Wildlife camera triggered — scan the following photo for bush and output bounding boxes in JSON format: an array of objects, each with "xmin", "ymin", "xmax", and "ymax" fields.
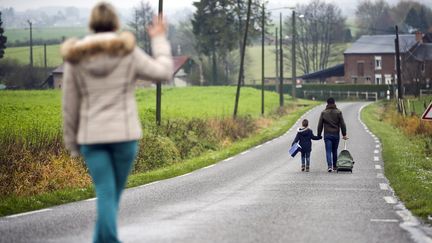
[
  {"xmin": 0, "ymin": 58, "xmax": 51, "ymax": 89},
  {"xmin": 0, "ymin": 153, "xmax": 90, "ymax": 198},
  {"xmin": 134, "ymin": 134, "xmax": 180, "ymax": 173}
]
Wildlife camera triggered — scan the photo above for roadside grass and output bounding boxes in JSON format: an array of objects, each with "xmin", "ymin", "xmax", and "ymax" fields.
[
  {"xmin": 362, "ymin": 102, "xmax": 432, "ymax": 221},
  {"xmin": 0, "ymin": 87, "xmax": 318, "ymax": 216}
]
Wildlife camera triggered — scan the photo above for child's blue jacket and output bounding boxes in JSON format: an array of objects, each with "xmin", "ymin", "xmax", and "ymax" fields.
[{"xmin": 292, "ymin": 127, "xmax": 321, "ymax": 153}]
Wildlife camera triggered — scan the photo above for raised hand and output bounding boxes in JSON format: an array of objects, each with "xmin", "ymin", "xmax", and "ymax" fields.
[{"xmin": 147, "ymin": 15, "xmax": 167, "ymax": 38}]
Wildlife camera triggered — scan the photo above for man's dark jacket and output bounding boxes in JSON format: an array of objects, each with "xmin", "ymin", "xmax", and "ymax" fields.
[{"xmin": 317, "ymin": 104, "xmax": 347, "ymax": 136}]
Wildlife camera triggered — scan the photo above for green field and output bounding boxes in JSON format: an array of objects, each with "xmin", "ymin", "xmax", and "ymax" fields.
[
  {"xmin": 5, "ymin": 44, "xmax": 62, "ymax": 67},
  {"xmin": 245, "ymin": 43, "xmax": 350, "ymax": 82},
  {"xmin": 0, "ymin": 86, "xmax": 291, "ymax": 144},
  {"xmin": 5, "ymin": 27, "xmax": 88, "ymax": 44}
]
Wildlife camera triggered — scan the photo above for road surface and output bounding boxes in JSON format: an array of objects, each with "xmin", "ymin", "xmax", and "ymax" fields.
[{"xmin": 1, "ymin": 102, "xmax": 430, "ymax": 243}]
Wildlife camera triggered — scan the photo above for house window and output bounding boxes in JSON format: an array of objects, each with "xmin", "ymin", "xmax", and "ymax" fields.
[
  {"xmin": 375, "ymin": 74, "xmax": 382, "ymax": 85},
  {"xmin": 351, "ymin": 76, "xmax": 358, "ymax": 84},
  {"xmin": 375, "ymin": 56, "xmax": 382, "ymax": 70},
  {"xmin": 357, "ymin": 62, "xmax": 364, "ymax": 77},
  {"xmin": 384, "ymin": 74, "xmax": 392, "ymax": 85},
  {"xmin": 366, "ymin": 77, "xmax": 371, "ymax": 83}
]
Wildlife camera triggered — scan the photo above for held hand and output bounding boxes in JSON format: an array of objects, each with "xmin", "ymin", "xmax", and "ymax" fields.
[
  {"xmin": 342, "ymin": 136, "xmax": 348, "ymax": 140},
  {"xmin": 147, "ymin": 15, "xmax": 167, "ymax": 38}
]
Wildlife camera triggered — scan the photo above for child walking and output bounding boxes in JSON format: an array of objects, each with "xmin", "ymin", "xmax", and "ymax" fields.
[{"xmin": 292, "ymin": 119, "xmax": 322, "ymax": 172}]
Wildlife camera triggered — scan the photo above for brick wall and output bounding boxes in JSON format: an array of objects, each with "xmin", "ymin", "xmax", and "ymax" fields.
[{"xmin": 344, "ymin": 54, "xmax": 398, "ymax": 84}]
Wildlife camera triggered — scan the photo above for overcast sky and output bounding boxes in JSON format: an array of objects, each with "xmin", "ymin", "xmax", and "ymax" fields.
[{"xmin": 1, "ymin": 0, "xmax": 432, "ymax": 12}]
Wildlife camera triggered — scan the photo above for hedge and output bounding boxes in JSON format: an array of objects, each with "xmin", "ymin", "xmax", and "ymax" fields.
[{"xmin": 247, "ymin": 84, "xmax": 394, "ymax": 100}]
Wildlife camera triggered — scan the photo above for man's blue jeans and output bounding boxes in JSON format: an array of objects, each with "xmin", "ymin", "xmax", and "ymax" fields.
[{"xmin": 324, "ymin": 134, "xmax": 339, "ymax": 168}]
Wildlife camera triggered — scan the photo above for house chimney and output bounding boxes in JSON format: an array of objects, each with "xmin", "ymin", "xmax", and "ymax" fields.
[{"xmin": 415, "ymin": 31, "xmax": 423, "ymax": 43}]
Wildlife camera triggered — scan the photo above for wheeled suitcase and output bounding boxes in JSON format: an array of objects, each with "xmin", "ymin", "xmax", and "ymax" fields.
[{"xmin": 336, "ymin": 141, "xmax": 354, "ymax": 173}]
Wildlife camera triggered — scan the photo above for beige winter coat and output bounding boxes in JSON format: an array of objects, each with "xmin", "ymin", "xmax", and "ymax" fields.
[{"xmin": 61, "ymin": 31, "xmax": 173, "ymax": 156}]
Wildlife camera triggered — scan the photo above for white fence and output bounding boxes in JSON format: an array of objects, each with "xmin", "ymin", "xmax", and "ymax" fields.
[
  {"xmin": 303, "ymin": 90, "xmax": 379, "ymax": 101},
  {"xmin": 420, "ymin": 89, "xmax": 432, "ymax": 97}
]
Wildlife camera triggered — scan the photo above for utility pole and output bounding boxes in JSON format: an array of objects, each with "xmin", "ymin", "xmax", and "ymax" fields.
[
  {"xmin": 291, "ymin": 11, "xmax": 297, "ymax": 100},
  {"xmin": 156, "ymin": 0, "xmax": 163, "ymax": 125},
  {"xmin": 279, "ymin": 13, "xmax": 284, "ymax": 107},
  {"xmin": 261, "ymin": 3, "xmax": 265, "ymax": 116},
  {"xmin": 234, "ymin": 0, "xmax": 252, "ymax": 118},
  {"xmin": 44, "ymin": 43, "xmax": 47, "ymax": 76},
  {"xmin": 275, "ymin": 27, "xmax": 279, "ymax": 93},
  {"xmin": 27, "ymin": 20, "xmax": 33, "ymax": 68},
  {"xmin": 395, "ymin": 25, "xmax": 403, "ymax": 101}
]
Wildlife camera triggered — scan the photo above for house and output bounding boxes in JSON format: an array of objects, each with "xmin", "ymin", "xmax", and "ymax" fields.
[
  {"xmin": 343, "ymin": 32, "xmax": 432, "ymax": 86},
  {"xmin": 51, "ymin": 56, "xmax": 196, "ymax": 89},
  {"xmin": 403, "ymin": 41, "xmax": 432, "ymax": 91}
]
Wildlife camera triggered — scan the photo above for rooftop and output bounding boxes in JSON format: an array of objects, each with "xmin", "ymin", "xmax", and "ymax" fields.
[{"xmin": 344, "ymin": 34, "xmax": 417, "ymax": 54}]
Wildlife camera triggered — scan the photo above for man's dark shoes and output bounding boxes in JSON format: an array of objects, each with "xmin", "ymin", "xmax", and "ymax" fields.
[
  {"xmin": 327, "ymin": 167, "xmax": 332, "ymax": 172},
  {"xmin": 305, "ymin": 167, "xmax": 310, "ymax": 172},
  {"xmin": 301, "ymin": 165, "xmax": 305, "ymax": 172}
]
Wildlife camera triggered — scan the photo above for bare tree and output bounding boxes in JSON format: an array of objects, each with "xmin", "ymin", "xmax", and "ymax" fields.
[
  {"xmin": 285, "ymin": 0, "xmax": 345, "ymax": 74},
  {"xmin": 129, "ymin": 1, "xmax": 154, "ymax": 53},
  {"xmin": 355, "ymin": 0, "xmax": 394, "ymax": 36}
]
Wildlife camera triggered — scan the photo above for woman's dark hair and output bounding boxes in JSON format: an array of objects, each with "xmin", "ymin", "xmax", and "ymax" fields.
[
  {"xmin": 327, "ymin": 97, "xmax": 335, "ymax": 105},
  {"xmin": 302, "ymin": 119, "xmax": 309, "ymax": 127}
]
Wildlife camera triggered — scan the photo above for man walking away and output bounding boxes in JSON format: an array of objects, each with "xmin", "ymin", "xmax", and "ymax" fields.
[{"xmin": 317, "ymin": 98, "xmax": 348, "ymax": 172}]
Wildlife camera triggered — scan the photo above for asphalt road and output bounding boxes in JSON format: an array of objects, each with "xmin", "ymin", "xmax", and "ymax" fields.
[{"xmin": 1, "ymin": 102, "xmax": 430, "ymax": 243}]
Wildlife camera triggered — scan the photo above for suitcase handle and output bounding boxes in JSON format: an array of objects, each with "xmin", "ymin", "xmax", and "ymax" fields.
[{"xmin": 344, "ymin": 140, "xmax": 347, "ymax": 150}]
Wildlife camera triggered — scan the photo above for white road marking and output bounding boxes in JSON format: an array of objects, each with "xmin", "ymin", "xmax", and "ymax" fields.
[
  {"xmin": 255, "ymin": 145, "xmax": 263, "ymax": 149},
  {"xmin": 85, "ymin": 198, "xmax": 96, "ymax": 202},
  {"xmin": 240, "ymin": 151, "xmax": 249, "ymax": 155},
  {"xmin": 377, "ymin": 173, "xmax": 385, "ymax": 178},
  {"xmin": 376, "ymin": 144, "xmax": 380, "ymax": 148},
  {"xmin": 374, "ymin": 150, "xmax": 379, "ymax": 154},
  {"xmin": 203, "ymin": 164, "xmax": 215, "ymax": 169},
  {"xmin": 374, "ymin": 156, "xmax": 380, "ymax": 161},
  {"xmin": 370, "ymin": 219, "xmax": 399, "ymax": 223},
  {"xmin": 6, "ymin": 209, "xmax": 52, "ymax": 219},
  {"xmin": 375, "ymin": 165, "xmax": 382, "ymax": 170},
  {"xmin": 224, "ymin": 157, "xmax": 234, "ymax": 162},
  {"xmin": 384, "ymin": 196, "xmax": 397, "ymax": 204},
  {"xmin": 379, "ymin": 183, "xmax": 389, "ymax": 190},
  {"xmin": 265, "ymin": 141, "xmax": 271, "ymax": 145},
  {"xmin": 177, "ymin": 173, "xmax": 192, "ymax": 178}
]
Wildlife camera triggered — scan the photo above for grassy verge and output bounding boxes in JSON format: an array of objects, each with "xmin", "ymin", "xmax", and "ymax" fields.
[
  {"xmin": 362, "ymin": 102, "xmax": 432, "ymax": 222},
  {"xmin": 0, "ymin": 102, "xmax": 317, "ymax": 217}
]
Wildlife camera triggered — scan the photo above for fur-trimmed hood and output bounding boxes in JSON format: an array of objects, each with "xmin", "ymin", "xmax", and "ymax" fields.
[
  {"xmin": 60, "ymin": 31, "xmax": 136, "ymax": 64},
  {"xmin": 297, "ymin": 127, "xmax": 310, "ymax": 133}
]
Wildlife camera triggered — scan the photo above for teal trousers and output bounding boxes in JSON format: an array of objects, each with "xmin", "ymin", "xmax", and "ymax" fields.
[{"xmin": 80, "ymin": 141, "xmax": 138, "ymax": 243}]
